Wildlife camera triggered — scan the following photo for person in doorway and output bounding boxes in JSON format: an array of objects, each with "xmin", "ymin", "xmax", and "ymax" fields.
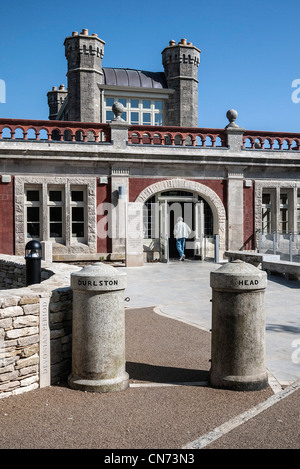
[{"xmin": 173, "ymin": 216, "xmax": 191, "ymax": 261}]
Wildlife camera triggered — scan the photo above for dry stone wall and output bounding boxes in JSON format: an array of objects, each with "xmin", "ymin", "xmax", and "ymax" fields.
[{"xmin": 0, "ymin": 255, "xmax": 80, "ymax": 399}]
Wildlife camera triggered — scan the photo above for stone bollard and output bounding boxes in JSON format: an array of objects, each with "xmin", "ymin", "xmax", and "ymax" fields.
[
  {"xmin": 68, "ymin": 262, "xmax": 129, "ymax": 393},
  {"xmin": 209, "ymin": 260, "xmax": 268, "ymax": 391}
]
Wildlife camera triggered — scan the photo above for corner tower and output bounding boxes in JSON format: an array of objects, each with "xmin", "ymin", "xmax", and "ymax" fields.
[
  {"xmin": 47, "ymin": 85, "xmax": 68, "ymax": 120},
  {"xmin": 162, "ymin": 39, "xmax": 200, "ymax": 127},
  {"xmin": 64, "ymin": 29, "xmax": 105, "ymax": 122}
]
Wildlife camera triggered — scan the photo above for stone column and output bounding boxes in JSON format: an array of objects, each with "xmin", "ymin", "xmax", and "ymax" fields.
[
  {"xmin": 110, "ymin": 167, "xmax": 129, "ymax": 261},
  {"xmin": 68, "ymin": 263, "xmax": 129, "ymax": 393},
  {"xmin": 225, "ymin": 110, "xmax": 245, "ymax": 251},
  {"xmin": 108, "ymin": 103, "xmax": 131, "ymax": 261},
  {"xmin": 227, "ymin": 168, "xmax": 245, "ymax": 251},
  {"xmin": 210, "ymin": 260, "xmax": 268, "ymax": 391}
]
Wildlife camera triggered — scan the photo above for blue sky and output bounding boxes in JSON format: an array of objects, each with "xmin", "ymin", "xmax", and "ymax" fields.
[{"xmin": 1, "ymin": 0, "xmax": 300, "ymax": 132}]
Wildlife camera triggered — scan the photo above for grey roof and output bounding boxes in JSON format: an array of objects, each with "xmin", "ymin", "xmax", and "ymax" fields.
[{"xmin": 103, "ymin": 68, "xmax": 167, "ymax": 89}]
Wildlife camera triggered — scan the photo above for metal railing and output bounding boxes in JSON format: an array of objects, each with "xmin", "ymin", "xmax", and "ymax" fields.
[{"xmin": 258, "ymin": 230, "xmax": 300, "ymax": 262}]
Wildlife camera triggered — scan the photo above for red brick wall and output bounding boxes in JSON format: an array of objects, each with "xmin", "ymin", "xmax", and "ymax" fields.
[
  {"xmin": 96, "ymin": 180, "xmax": 111, "ymax": 253},
  {"xmin": 243, "ymin": 183, "xmax": 255, "ymax": 249},
  {"xmin": 0, "ymin": 179, "xmax": 14, "ymax": 255},
  {"xmin": 129, "ymin": 178, "xmax": 227, "ymax": 209},
  {"xmin": 129, "ymin": 178, "xmax": 166, "ymax": 202}
]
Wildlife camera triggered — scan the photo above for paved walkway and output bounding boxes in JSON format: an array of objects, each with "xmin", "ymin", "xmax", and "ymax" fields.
[
  {"xmin": 0, "ymin": 259, "xmax": 299, "ymax": 450},
  {"xmin": 124, "ymin": 259, "xmax": 300, "ymax": 385}
]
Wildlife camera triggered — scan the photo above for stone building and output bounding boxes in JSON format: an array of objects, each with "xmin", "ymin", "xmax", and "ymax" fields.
[
  {"xmin": 0, "ymin": 29, "xmax": 299, "ymax": 265},
  {"xmin": 47, "ymin": 29, "xmax": 200, "ymax": 127}
]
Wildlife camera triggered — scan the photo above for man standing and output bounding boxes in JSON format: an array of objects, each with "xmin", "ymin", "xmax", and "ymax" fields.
[{"xmin": 173, "ymin": 216, "xmax": 191, "ymax": 261}]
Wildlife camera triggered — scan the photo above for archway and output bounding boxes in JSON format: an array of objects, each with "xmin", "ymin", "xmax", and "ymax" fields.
[{"xmin": 135, "ymin": 179, "xmax": 226, "ymax": 260}]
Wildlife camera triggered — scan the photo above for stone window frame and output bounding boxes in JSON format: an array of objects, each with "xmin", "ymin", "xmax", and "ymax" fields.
[
  {"xmin": 255, "ymin": 181, "xmax": 300, "ymax": 241},
  {"xmin": 15, "ymin": 176, "xmax": 97, "ymax": 256}
]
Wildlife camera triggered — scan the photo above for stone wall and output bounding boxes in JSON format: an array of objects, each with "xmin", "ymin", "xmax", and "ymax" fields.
[
  {"xmin": 0, "ymin": 254, "xmax": 80, "ymax": 399},
  {"xmin": 0, "ymin": 258, "xmax": 54, "ymax": 290}
]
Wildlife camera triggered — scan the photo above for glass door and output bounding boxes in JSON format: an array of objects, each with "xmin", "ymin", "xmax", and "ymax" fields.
[{"xmin": 159, "ymin": 200, "xmax": 169, "ymax": 262}]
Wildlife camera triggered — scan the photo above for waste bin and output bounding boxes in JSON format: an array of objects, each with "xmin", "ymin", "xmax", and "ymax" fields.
[{"xmin": 25, "ymin": 240, "xmax": 42, "ymax": 286}]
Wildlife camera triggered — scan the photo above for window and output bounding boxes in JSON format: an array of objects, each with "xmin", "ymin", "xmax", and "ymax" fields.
[
  {"xmin": 25, "ymin": 188, "xmax": 41, "ymax": 239},
  {"xmin": 104, "ymin": 97, "xmax": 164, "ymax": 125},
  {"xmin": 25, "ymin": 185, "xmax": 87, "ymax": 244},
  {"xmin": 142, "ymin": 113, "xmax": 151, "ymax": 125},
  {"xmin": 279, "ymin": 193, "xmax": 289, "ymax": 234},
  {"xmin": 48, "ymin": 189, "xmax": 64, "ymax": 240},
  {"xmin": 143, "ymin": 196, "xmax": 157, "ymax": 239},
  {"xmin": 262, "ymin": 193, "xmax": 272, "ymax": 234},
  {"xmin": 71, "ymin": 188, "xmax": 86, "ymax": 241}
]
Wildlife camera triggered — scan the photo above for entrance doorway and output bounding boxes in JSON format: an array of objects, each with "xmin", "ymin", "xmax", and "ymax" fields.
[
  {"xmin": 168, "ymin": 202, "xmax": 194, "ymax": 259},
  {"xmin": 157, "ymin": 191, "xmax": 214, "ymax": 261}
]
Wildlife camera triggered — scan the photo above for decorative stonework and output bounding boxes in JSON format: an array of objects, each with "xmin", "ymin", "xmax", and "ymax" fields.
[
  {"xmin": 254, "ymin": 180, "xmax": 300, "ymax": 251},
  {"xmin": 14, "ymin": 176, "xmax": 97, "ymax": 259},
  {"xmin": 135, "ymin": 178, "xmax": 227, "ymax": 253},
  {"xmin": 255, "ymin": 180, "xmax": 300, "ymax": 228}
]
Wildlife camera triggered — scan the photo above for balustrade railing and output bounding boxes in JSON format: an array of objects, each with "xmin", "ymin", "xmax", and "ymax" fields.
[
  {"xmin": 243, "ymin": 130, "xmax": 300, "ymax": 150},
  {"xmin": 128, "ymin": 125, "xmax": 227, "ymax": 147},
  {"xmin": 2, "ymin": 118, "xmax": 300, "ymax": 152},
  {"xmin": 0, "ymin": 118, "xmax": 111, "ymax": 143}
]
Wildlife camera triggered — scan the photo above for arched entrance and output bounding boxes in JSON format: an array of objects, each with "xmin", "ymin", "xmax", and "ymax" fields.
[{"xmin": 135, "ymin": 179, "xmax": 226, "ymax": 261}]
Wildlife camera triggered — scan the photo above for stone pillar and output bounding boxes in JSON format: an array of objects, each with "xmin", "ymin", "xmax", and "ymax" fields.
[
  {"xmin": 210, "ymin": 260, "xmax": 268, "ymax": 391},
  {"xmin": 227, "ymin": 168, "xmax": 245, "ymax": 251},
  {"xmin": 108, "ymin": 103, "xmax": 131, "ymax": 261},
  {"xmin": 109, "ymin": 103, "xmax": 130, "ymax": 149},
  {"xmin": 41, "ymin": 241, "xmax": 52, "ymax": 262},
  {"xmin": 225, "ymin": 110, "xmax": 245, "ymax": 251},
  {"xmin": 68, "ymin": 263, "xmax": 129, "ymax": 393}
]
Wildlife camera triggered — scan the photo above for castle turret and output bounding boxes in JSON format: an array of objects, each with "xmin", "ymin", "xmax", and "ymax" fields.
[
  {"xmin": 64, "ymin": 29, "xmax": 105, "ymax": 122},
  {"xmin": 162, "ymin": 39, "xmax": 200, "ymax": 127},
  {"xmin": 47, "ymin": 84, "xmax": 68, "ymax": 120}
]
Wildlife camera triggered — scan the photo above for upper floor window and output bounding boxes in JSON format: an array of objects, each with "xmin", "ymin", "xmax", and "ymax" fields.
[{"xmin": 105, "ymin": 97, "xmax": 164, "ymax": 125}]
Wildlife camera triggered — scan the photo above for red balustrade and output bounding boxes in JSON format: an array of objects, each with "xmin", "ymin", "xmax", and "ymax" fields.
[
  {"xmin": 0, "ymin": 118, "xmax": 111, "ymax": 143},
  {"xmin": 128, "ymin": 125, "xmax": 227, "ymax": 147},
  {"xmin": 2, "ymin": 118, "xmax": 300, "ymax": 152},
  {"xmin": 243, "ymin": 130, "xmax": 300, "ymax": 150}
]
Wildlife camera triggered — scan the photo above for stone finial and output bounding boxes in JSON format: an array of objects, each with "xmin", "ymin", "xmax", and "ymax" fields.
[
  {"xmin": 226, "ymin": 109, "xmax": 239, "ymax": 127},
  {"xmin": 112, "ymin": 102, "xmax": 125, "ymax": 122}
]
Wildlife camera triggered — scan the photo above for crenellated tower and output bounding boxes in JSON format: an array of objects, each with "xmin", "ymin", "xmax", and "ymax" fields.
[
  {"xmin": 64, "ymin": 28, "xmax": 105, "ymax": 122},
  {"xmin": 162, "ymin": 39, "xmax": 200, "ymax": 127},
  {"xmin": 47, "ymin": 84, "xmax": 68, "ymax": 120}
]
